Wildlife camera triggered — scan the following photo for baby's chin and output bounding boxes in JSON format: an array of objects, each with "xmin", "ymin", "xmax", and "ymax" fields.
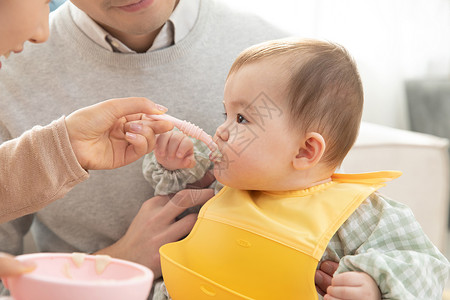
[
  {"xmin": 213, "ymin": 171, "xmax": 276, "ymax": 191},
  {"xmin": 213, "ymin": 163, "xmax": 265, "ymax": 190},
  {"xmin": 213, "ymin": 170, "xmax": 250, "ymax": 190},
  {"xmin": 213, "ymin": 167, "xmax": 236, "ymax": 188},
  {"xmin": 212, "ymin": 167, "xmax": 226, "ymax": 184}
]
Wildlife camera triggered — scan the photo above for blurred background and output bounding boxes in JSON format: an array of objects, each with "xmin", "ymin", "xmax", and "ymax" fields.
[
  {"xmin": 225, "ymin": 0, "xmax": 450, "ymax": 130},
  {"xmin": 49, "ymin": 0, "xmax": 66, "ymax": 12}
]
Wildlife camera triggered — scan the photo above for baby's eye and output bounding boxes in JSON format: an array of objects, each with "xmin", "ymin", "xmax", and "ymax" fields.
[{"xmin": 236, "ymin": 114, "xmax": 248, "ymax": 124}]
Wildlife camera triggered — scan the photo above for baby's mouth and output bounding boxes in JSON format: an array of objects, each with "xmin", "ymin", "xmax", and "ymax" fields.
[
  {"xmin": 209, "ymin": 136, "xmax": 224, "ymax": 163},
  {"xmin": 209, "ymin": 147, "xmax": 223, "ymax": 163}
]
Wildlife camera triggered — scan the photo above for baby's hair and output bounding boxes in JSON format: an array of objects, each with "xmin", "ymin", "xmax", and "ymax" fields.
[{"xmin": 228, "ymin": 38, "xmax": 363, "ymax": 168}]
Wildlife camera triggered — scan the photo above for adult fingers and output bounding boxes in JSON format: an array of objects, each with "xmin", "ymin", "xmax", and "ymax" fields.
[
  {"xmin": 102, "ymin": 97, "xmax": 168, "ymax": 120},
  {"xmin": 125, "ymin": 120, "xmax": 173, "ymax": 137},
  {"xmin": 320, "ymin": 260, "xmax": 339, "ymax": 277},
  {"xmin": 141, "ymin": 194, "xmax": 171, "ymax": 214},
  {"xmin": 315, "ymin": 270, "xmax": 331, "ymax": 296},
  {"xmin": 170, "ymin": 188, "xmax": 215, "ymax": 208},
  {"xmin": 186, "ymin": 171, "xmax": 216, "ymax": 189},
  {"xmin": 162, "ymin": 214, "xmax": 199, "ymax": 245},
  {"xmin": 0, "ymin": 253, "xmax": 35, "ymax": 277},
  {"xmin": 123, "ymin": 122, "xmax": 157, "ymax": 159},
  {"xmin": 316, "ymin": 261, "xmax": 339, "ymax": 297},
  {"xmin": 161, "ymin": 189, "xmax": 215, "ymax": 220},
  {"xmin": 125, "ymin": 120, "xmax": 173, "ymax": 154},
  {"xmin": 124, "ymin": 132, "xmax": 151, "ymax": 161},
  {"xmin": 124, "ymin": 113, "xmax": 143, "ymax": 122},
  {"xmin": 149, "ymin": 120, "xmax": 174, "ymax": 134}
]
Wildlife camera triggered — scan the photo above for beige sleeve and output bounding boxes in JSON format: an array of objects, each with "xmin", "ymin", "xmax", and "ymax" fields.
[{"xmin": 0, "ymin": 117, "xmax": 89, "ymax": 223}]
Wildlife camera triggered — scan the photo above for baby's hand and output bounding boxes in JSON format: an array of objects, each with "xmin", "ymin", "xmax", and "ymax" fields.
[
  {"xmin": 154, "ymin": 131, "xmax": 196, "ymax": 171},
  {"xmin": 324, "ymin": 272, "xmax": 381, "ymax": 300}
]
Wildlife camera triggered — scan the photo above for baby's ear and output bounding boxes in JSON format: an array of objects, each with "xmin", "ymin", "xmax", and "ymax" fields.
[{"xmin": 292, "ymin": 132, "xmax": 326, "ymax": 170}]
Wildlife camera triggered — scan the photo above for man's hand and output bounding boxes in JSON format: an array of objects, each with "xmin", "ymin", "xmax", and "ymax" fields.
[
  {"xmin": 95, "ymin": 187, "xmax": 214, "ymax": 278},
  {"xmin": 315, "ymin": 260, "xmax": 339, "ymax": 296}
]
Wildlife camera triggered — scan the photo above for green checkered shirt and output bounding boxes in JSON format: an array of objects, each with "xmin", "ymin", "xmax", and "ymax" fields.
[{"xmin": 322, "ymin": 193, "xmax": 449, "ymax": 299}]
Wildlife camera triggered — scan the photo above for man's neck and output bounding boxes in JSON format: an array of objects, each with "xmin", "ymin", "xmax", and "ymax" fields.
[
  {"xmin": 101, "ymin": 23, "xmax": 163, "ymax": 53},
  {"xmin": 96, "ymin": 0, "xmax": 181, "ymax": 53}
]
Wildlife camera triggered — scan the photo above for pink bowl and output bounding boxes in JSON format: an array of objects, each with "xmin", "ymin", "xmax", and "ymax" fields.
[{"xmin": 3, "ymin": 253, "xmax": 153, "ymax": 300}]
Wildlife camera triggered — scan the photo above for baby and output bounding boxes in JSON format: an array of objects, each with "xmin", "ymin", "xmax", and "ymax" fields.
[{"xmin": 143, "ymin": 38, "xmax": 449, "ymax": 300}]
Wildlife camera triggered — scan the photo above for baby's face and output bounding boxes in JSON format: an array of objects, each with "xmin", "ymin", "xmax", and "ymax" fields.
[{"xmin": 213, "ymin": 60, "xmax": 302, "ymax": 191}]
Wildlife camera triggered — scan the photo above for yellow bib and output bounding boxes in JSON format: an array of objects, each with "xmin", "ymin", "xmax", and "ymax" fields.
[{"xmin": 160, "ymin": 171, "xmax": 401, "ymax": 300}]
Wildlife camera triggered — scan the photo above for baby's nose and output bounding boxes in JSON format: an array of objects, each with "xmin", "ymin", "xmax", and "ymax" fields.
[{"xmin": 215, "ymin": 124, "xmax": 229, "ymax": 142}]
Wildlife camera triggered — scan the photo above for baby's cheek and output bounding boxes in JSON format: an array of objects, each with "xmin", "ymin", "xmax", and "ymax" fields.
[{"xmin": 213, "ymin": 155, "xmax": 236, "ymax": 180}]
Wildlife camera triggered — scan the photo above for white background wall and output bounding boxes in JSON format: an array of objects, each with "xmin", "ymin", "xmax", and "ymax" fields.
[{"xmin": 227, "ymin": 0, "xmax": 450, "ymax": 130}]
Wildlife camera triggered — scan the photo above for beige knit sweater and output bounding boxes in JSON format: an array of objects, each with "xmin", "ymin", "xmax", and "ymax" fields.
[{"xmin": 0, "ymin": 117, "xmax": 89, "ymax": 223}]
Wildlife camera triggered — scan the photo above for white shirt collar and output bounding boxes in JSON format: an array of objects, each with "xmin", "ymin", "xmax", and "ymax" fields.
[{"xmin": 69, "ymin": 0, "xmax": 200, "ymax": 53}]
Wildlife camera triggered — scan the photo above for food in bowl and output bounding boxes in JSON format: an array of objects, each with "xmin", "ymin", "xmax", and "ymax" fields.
[{"xmin": 3, "ymin": 253, "xmax": 153, "ymax": 300}]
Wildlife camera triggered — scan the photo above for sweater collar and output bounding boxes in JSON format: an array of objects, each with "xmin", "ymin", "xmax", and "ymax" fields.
[{"xmin": 68, "ymin": 0, "xmax": 200, "ymax": 53}]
